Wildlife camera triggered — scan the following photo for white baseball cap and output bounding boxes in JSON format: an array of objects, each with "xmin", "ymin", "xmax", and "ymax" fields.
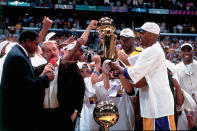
[
  {"xmin": 137, "ymin": 22, "xmax": 160, "ymax": 35},
  {"xmin": 181, "ymin": 43, "xmax": 193, "ymax": 50},
  {"xmin": 45, "ymin": 32, "xmax": 56, "ymax": 42},
  {"xmin": 77, "ymin": 62, "xmax": 91, "ymax": 70},
  {"xmin": 120, "ymin": 28, "xmax": 135, "ymax": 38}
]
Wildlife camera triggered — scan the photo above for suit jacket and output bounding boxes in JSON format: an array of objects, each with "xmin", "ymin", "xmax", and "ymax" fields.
[
  {"xmin": 57, "ymin": 60, "xmax": 85, "ymax": 116},
  {"xmin": 35, "ymin": 59, "xmax": 85, "ymax": 130},
  {"xmin": 0, "ymin": 44, "xmax": 49, "ymax": 130}
]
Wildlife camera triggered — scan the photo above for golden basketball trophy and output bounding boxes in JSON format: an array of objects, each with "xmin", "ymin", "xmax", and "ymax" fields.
[
  {"xmin": 94, "ymin": 17, "xmax": 119, "ymax": 131},
  {"xmin": 93, "ymin": 101, "xmax": 119, "ymax": 131},
  {"xmin": 97, "ymin": 17, "xmax": 117, "ymax": 60}
]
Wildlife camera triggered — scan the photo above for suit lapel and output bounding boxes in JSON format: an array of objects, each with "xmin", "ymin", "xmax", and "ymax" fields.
[{"xmin": 15, "ymin": 45, "xmax": 35, "ymax": 77}]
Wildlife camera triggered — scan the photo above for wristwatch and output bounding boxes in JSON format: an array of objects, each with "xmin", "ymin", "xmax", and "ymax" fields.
[{"xmin": 74, "ymin": 109, "xmax": 78, "ymax": 113}]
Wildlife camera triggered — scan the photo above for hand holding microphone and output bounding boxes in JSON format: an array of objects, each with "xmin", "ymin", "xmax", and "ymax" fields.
[
  {"xmin": 42, "ymin": 58, "xmax": 56, "ymax": 81},
  {"xmin": 44, "ymin": 59, "xmax": 55, "ymax": 73},
  {"xmin": 49, "ymin": 58, "xmax": 56, "ymax": 66}
]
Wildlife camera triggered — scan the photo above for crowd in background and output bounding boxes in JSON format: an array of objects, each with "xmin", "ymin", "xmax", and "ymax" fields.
[
  {"xmin": 1, "ymin": 0, "xmax": 197, "ymax": 65},
  {"xmin": 1, "ymin": 26, "xmax": 197, "ymax": 65},
  {"xmin": 1, "ymin": 15, "xmax": 196, "ymax": 35},
  {"xmin": 7, "ymin": 0, "xmax": 197, "ymax": 10},
  {"xmin": 161, "ymin": 38, "xmax": 197, "ymax": 64},
  {"xmin": 0, "ymin": 16, "xmax": 197, "ymax": 65}
]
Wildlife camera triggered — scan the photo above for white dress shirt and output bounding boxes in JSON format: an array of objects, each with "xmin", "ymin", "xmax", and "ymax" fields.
[
  {"xmin": 127, "ymin": 42, "xmax": 174, "ymax": 118},
  {"xmin": 30, "ymin": 54, "xmax": 47, "ymax": 67},
  {"xmin": 43, "ymin": 59, "xmax": 60, "ymax": 109},
  {"xmin": 0, "ymin": 56, "xmax": 6, "ymax": 84}
]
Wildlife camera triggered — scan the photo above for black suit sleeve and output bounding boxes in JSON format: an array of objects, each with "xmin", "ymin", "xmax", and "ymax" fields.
[
  {"xmin": 57, "ymin": 61, "xmax": 85, "ymax": 117},
  {"xmin": 70, "ymin": 63, "xmax": 85, "ymax": 115},
  {"xmin": 0, "ymin": 52, "xmax": 50, "ymax": 129},
  {"xmin": 13, "ymin": 56, "xmax": 49, "ymax": 89},
  {"xmin": 34, "ymin": 64, "xmax": 47, "ymax": 77}
]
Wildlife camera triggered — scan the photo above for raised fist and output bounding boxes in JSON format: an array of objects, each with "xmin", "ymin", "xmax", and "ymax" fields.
[
  {"xmin": 89, "ymin": 20, "xmax": 98, "ymax": 29},
  {"xmin": 102, "ymin": 60, "xmax": 112, "ymax": 74},
  {"xmin": 92, "ymin": 55, "xmax": 101, "ymax": 64}
]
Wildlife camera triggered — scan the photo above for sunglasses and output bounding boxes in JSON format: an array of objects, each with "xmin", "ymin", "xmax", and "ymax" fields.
[{"xmin": 140, "ymin": 30, "xmax": 147, "ymax": 34}]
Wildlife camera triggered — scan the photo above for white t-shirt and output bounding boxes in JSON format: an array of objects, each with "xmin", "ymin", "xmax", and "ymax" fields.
[
  {"xmin": 127, "ymin": 42, "xmax": 174, "ymax": 118},
  {"xmin": 185, "ymin": 63, "xmax": 192, "ymax": 75},
  {"xmin": 79, "ymin": 77, "xmax": 100, "ymax": 130}
]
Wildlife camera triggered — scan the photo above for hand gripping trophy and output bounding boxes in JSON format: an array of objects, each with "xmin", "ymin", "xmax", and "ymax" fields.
[{"xmin": 93, "ymin": 17, "xmax": 119, "ymax": 131}]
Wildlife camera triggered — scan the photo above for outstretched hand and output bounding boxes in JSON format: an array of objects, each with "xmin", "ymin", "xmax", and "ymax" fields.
[
  {"xmin": 65, "ymin": 35, "xmax": 75, "ymax": 44},
  {"xmin": 42, "ymin": 16, "xmax": 53, "ymax": 29},
  {"xmin": 92, "ymin": 55, "xmax": 101, "ymax": 64},
  {"xmin": 59, "ymin": 35, "xmax": 75, "ymax": 48}
]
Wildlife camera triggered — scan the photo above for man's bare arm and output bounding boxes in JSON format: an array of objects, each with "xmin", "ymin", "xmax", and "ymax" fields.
[
  {"xmin": 80, "ymin": 20, "xmax": 98, "ymax": 45},
  {"xmin": 38, "ymin": 16, "xmax": 53, "ymax": 43}
]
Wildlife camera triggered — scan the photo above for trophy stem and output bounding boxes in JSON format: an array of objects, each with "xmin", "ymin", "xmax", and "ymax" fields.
[{"xmin": 104, "ymin": 125, "xmax": 110, "ymax": 131}]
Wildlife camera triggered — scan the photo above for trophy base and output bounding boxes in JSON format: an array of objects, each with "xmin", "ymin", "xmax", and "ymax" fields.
[{"xmin": 93, "ymin": 101, "xmax": 119, "ymax": 131}]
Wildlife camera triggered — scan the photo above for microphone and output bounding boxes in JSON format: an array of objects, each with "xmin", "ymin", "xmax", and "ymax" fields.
[{"xmin": 49, "ymin": 58, "xmax": 56, "ymax": 66}]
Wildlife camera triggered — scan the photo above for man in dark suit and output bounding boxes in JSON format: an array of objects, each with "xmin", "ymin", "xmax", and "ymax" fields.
[
  {"xmin": 34, "ymin": 38, "xmax": 86, "ymax": 130},
  {"xmin": 0, "ymin": 30, "xmax": 54, "ymax": 130}
]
